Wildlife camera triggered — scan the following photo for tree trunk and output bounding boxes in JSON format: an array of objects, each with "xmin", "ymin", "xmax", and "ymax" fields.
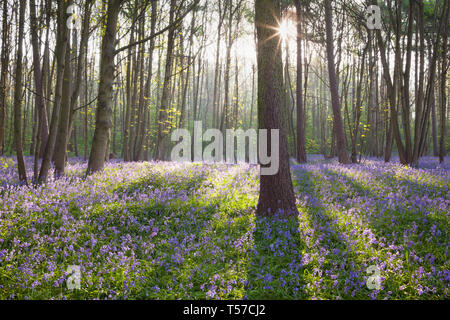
[
  {"xmin": 54, "ymin": 43, "xmax": 73, "ymax": 177},
  {"xmin": 295, "ymin": 0, "xmax": 306, "ymax": 163},
  {"xmin": 30, "ymin": 0, "xmax": 50, "ymax": 160},
  {"xmin": 122, "ymin": 2, "xmax": 138, "ymax": 161},
  {"xmin": 220, "ymin": 0, "xmax": 234, "ymax": 133},
  {"xmin": 439, "ymin": 1, "xmax": 448, "ymax": 163},
  {"xmin": 0, "ymin": 0, "xmax": 10, "ymax": 155},
  {"xmin": 324, "ymin": 0, "xmax": 350, "ymax": 164},
  {"xmin": 417, "ymin": 1, "xmax": 448, "ymax": 161},
  {"xmin": 40, "ymin": 0, "xmax": 52, "ymax": 159},
  {"xmin": 155, "ymin": 0, "xmax": 176, "ymax": 160},
  {"xmin": 351, "ymin": 45, "xmax": 367, "ymax": 163},
  {"xmin": 212, "ymin": 1, "xmax": 227, "ymax": 129},
  {"xmin": 374, "ymin": 0, "xmax": 406, "ymax": 164},
  {"xmin": 255, "ymin": 0, "xmax": 298, "ymax": 217},
  {"xmin": 143, "ymin": 0, "xmax": 157, "ymax": 160},
  {"xmin": 38, "ymin": 0, "xmax": 70, "ymax": 183},
  {"xmin": 88, "ymin": 0, "xmax": 123, "ymax": 174},
  {"xmin": 14, "ymin": 0, "xmax": 27, "ymax": 184}
]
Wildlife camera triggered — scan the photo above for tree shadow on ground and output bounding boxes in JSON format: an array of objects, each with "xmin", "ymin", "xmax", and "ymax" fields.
[
  {"xmin": 289, "ymin": 164, "xmax": 448, "ymax": 299},
  {"xmin": 321, "ymin": 167, "xmax": 448, "ymax": 245},
  {"xmin": 244, "ymin": 164, "xmax": 382, "ymax": 299}
]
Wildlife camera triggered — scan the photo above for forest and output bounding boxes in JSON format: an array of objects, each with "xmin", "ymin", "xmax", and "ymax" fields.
[{"xmin": 0, "ymin": 0, "xmax": 448, "ymax": 301}]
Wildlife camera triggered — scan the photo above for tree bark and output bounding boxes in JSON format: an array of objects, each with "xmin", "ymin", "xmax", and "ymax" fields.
[
  {"xmin": 324, "ymin": 0, "xmax": 350, "ymax": 164},
  {"xmin": 88, "ymin": 0, "xmax": 123, "ymax": 174},
  {"xmin": 0, "ymin": 0, "xmax": 10, "ymax": 155},
  {"xmin": 14, "ymin": 0, "xmax": 28, "ymax": 184},
  {"xmin": 255, "ymin": 0, "xmax": 298, "ymax": 217},
  {"xmin": 39, "ymin": 0, "xmax": 71, "ymax": 183},
  {"xmin": 374, "ymin": 0, "xmax": 406, "ymax": 164},
  {"xmin": 155, "ymin": 0, "xmax": 176, "ymax": 160},
  {"xmin": 294, "ymin": 0, "xmax": 306, "ymax": 163},
  {"xmin": 438, "ymin": 1, "xmax": 448, "ymax": 163},
  {"xmin": 54, "ymin": 40, "xmax": 73, "ymax": 177}
]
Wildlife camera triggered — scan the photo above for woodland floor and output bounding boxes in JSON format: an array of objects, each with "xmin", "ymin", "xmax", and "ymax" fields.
[{"xmin": 0, "ymin": 156, "xmax": 448, "ymax": 299}]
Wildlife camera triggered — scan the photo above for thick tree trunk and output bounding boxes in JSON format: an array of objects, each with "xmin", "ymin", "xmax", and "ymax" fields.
[
  {"xmin": 88, "ymin": 0, "xmax": 123, "ymax": 174},
  {"xmin": 54, "ymin": 44, "xmax": 73, "ymax": 177},
  {"xmin": 255, "ymin": 0, "xmax": 298, "ymax": 217}
]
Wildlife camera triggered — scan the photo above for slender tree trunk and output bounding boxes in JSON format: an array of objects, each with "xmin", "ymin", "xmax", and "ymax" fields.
[
  {"xmin": 417, "ymin": 1, "xmax": 448, "ymax": 161},
  {"xmin": 122, "ymin": 2, "xmax": 138, "ymax": 161},
  {"xmin": 249, "ymin": 64, "xmax": 255, "ymax": 128},
  {"xmin": 143, "ymin": 0, "xmax": 157, "ymax": 160},
  {"xmin": 133, "ymin": 18, "xmax": 146, "ymax": 161},
  {"xmin": 439, "ymin": 1, "xmax": 448, "ymax": 163},
  {"xmin": 374, "ymin": 4, "xmax": 406, "ymax": 164},
  {"xmin": 233, "ymin": 56, "xmax": 239, "ymax": 129},
  {"xmin": 41, "ymin": 0, "xmax": 53, "ymax": 158},
  {"xmin": 67, "ymin": 0, "xmax": 93, "ymax": 154},
  {"xmin": 0, "ymin": 0, "xmax": 10, "ymax": 155},
  {"xmin": 351, "ymin": 45, "xmax": 367, "ymax": 163},
  {"xmin": 220, "ymin": 0, "xmax": 234, "ymax": 133},
  {"xmin": 30, "ymin": 0, "xmax": 50, "ymax": 159},
  {"xmin": 83, "ymin": 51, "xmax": 89, "ymax": 161},
  {"xmin": 212, "ymin": 1, "xmax": 226, "ymax": 129},
  {"xmin": 38, "ymin": 0, "xmax": 70, "ymax": 183},
  {"xmin": 324, "ymin": 0, "xmax": 350, "ymax": 164},
  {"xmin": 14, "ymin": 0, "xmax": 27, "ymax": 184},
  {"xmin": 431, "ymin": 83, "xmax": 438, "ymax": 157},
  {"xmin": 401, "ymin": 1, "xmax": 414, "ymax": 163},
  {"xmin": 155, "ymin": 0, "xmax": 176, "ymax": 160},
  {"xmin": 179, "ymin": 7, "xmax": 196, "ymax": 129},
  {"xmin": 295, "ymin": 0, "xmax": 306, "ymax": 163}
]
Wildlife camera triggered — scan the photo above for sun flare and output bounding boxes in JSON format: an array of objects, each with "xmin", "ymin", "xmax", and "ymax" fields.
[{"xmin": 278, "ymin": 19, "xmax": 296, "ymax": 41}]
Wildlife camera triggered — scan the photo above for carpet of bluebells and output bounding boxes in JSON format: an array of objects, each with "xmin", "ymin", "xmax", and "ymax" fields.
[{"xmin": 0, "ymin": 156, "xmax": 448, "ymax": 300}]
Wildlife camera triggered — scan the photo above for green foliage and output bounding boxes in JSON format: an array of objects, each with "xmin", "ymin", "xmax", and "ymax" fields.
[{"xmin": 305, "ymin": 138, "xmax": 320, "ymax": 154}]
